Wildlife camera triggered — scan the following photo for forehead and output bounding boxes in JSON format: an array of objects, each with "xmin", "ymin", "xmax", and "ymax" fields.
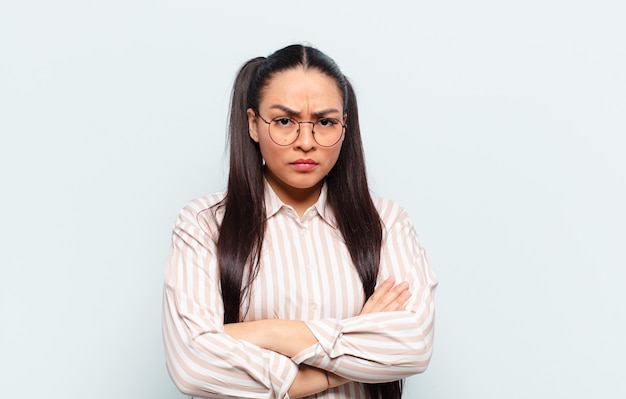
[{"xmin": 259, "ymin": 68, "xmax": 344, "ymax": 112}]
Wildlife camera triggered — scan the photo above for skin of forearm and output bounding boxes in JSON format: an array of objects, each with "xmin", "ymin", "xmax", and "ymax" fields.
[
  {"xmin": 288, "ymin": 365, "xmax": 348, "ymax": 398},
  {"xmin": 222, "ymin": 278, "xmax": 410, "ymax": 395},
  {"xmin": 223, "ymin": 277, "xmax": 409, "ymax": 356},
  {"xmin": 224, "ymin": 319, "xmax": 317, "ymax": 357}
]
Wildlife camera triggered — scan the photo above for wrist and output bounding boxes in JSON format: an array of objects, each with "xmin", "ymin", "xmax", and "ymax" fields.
[
  {"xmin": 327, "ymin": 371, "xmax": 348, "ymax": 388},
  {"xmin": 324, "ymin": 370, "xmax": 331, "ymax": 387}
]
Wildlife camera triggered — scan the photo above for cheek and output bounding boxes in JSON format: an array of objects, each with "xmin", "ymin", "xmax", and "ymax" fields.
[
  {"xmin": 330, "ymin": 145, "xmax": 343, "ymax": 164},
  {"xmin": 257, "ymin": 140, "xmax": 281, "ymax": 162}
]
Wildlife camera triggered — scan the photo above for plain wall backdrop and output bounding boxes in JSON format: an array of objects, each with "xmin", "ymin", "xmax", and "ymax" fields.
[{"xmin": 1, "ymin": 1, "xmax": 625, "ymax": 398}]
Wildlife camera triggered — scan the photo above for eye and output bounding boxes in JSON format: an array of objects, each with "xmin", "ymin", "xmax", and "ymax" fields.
[
  {"xmin": 272, "ymin": 117, "xmax": 295, "ymax": 128},
  {"xmin": 317, "ymin": 118, "xmax": 339, "ymax": 127}
]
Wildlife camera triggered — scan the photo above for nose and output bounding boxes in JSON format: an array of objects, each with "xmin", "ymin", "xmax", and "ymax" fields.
[{"xmin": 294, "ymin": 121, "xmax": 316, "ymax": 151}]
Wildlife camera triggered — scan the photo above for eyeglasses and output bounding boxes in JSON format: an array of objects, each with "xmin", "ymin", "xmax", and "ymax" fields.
[{"xmin": 256, "ymin": 112, "xmax": 346, "ymax": 147}]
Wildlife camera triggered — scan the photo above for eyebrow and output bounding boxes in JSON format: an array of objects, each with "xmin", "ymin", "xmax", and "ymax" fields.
[{"xmin": 268, "ymin": 104, "xmax": 342, "ymax": 118}]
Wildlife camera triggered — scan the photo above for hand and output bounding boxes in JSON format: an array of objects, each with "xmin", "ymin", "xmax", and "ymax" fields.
[{"xmin": 360, "ymin": 277, "xmax": 411, "ymax": 315}]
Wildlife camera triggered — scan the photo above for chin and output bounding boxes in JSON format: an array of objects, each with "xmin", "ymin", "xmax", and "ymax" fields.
[{"xmin": 287, "ymin": 179, "xmax": 324, "ymax": 190}]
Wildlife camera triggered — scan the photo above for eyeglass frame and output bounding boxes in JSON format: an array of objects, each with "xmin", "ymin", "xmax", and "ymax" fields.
[{"xmin": 254, "ymin": 111, "xmax": 347, "ymax": 147}]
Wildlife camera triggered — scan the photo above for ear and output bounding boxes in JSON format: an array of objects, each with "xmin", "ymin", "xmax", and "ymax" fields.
[{"xmin": 247, "ymin": 108, "xmax": 260, "ymax": 143}]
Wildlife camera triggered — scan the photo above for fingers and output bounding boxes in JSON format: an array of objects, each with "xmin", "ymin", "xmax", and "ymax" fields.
[
  {"xmin": 381, "ymin": 280, "xmax": 410, "ymax": 311},
  {"xmin": 360, "ymin": 277, "xmax": 394, "ymax": 314},
  {"xmin": 360, "ymin": 277, "xmax": 411, "ymax": 315},
  {"xmin": 371, "ymin": 277, "xmax": 395, "ymax": 301}
]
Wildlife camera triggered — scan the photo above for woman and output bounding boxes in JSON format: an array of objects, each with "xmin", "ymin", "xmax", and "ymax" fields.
[{"xmin": 162, "ymin": 44, "xmax": 438, "ymax": 399}]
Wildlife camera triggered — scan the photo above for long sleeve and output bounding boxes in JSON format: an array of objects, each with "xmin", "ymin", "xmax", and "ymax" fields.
[
  {"xmin": 291, "ymin": 199, "xmax": 438, "ymax": 383},
  {"xmin": 162, "ymin": 197, "xmax": 298, "ymax": 399}
]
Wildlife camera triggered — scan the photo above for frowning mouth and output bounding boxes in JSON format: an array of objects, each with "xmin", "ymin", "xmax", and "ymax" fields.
[
  {"xmin": 290, "ymin": 159, "xmax": 318, "ymax": 171},
  {"xmin": 290, "ymin": 159, "xmax": 318, "ymax": 165}
]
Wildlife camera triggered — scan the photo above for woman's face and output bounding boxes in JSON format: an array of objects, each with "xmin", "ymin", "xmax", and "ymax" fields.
[{"xmin": 247, "ymin": 68, "xmax": 345, "ymax": 205}]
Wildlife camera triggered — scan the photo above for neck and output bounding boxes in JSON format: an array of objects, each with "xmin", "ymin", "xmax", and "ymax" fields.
[{"xmin": 265, "ymin": 172, "xmax": 323, "ymax": 218}]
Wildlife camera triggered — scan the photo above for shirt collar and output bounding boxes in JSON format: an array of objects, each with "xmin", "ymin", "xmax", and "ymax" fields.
[{"xmin": 264, "ymin": 180, "xmax": 337, "ymax": 228}]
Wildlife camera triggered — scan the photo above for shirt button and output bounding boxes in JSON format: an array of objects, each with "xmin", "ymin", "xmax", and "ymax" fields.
[
  {"xmin": 310, "ymin": 303, "xmax": 318, "ymax": 310},
  {"xmin": 306, "ymin": 264, "xmax": 313, "ymax": 271}
]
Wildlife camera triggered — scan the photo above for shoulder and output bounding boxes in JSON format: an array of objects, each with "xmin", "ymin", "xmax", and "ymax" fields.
[
  {"xmin": 373, "ymin": 196, "xmax": 411, "ymax": 226},
  {"xmin": 372, "ymin": 197, "xmax": 428, "ymax": 256},
  {"xmin": 179, "ymin": 192, "xmax": 226, "ymax": 216},
  {"xmin": 174, "ymin": 192, "xmax": 226, "ymax": 235},
  {"xmin": 372, "ymin": 196, "xmax": 423, "ymax": 241}
]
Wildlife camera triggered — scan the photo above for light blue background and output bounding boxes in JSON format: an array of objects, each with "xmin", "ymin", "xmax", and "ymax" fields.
[{"xmin": 1, "ymin": 1, "xmax": 624, "ymax": 398}]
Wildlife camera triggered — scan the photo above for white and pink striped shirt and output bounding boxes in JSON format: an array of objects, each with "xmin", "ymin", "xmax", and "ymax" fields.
[{"xmin": 162, "ymin": 183, "xmax": 438, "ymax": 398}]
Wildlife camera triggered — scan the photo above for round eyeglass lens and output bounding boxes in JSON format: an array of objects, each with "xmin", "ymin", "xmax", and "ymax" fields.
[{"xmin": 268, "ymin": 117, "xmax": 344, "ymax": 147}]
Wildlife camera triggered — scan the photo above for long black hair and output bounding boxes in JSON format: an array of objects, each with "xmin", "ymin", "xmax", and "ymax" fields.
[{"xmin": 216, "ymin": 44, "xmax": 402, "ymax": 398}]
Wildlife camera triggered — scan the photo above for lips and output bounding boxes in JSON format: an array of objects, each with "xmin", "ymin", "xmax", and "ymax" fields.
[
  {"xmin": 290, "ymin": 158, "xmax": 318, "ymax": 171},
  {"xmin": 290, "ymin": 159, "xmax": 318, "ymax": 166}
]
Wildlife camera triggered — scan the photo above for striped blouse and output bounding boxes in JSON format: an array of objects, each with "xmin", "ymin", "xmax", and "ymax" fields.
[{"xmin": 162, "ymin": 183, "xmax": 438, "ymax": 398}]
